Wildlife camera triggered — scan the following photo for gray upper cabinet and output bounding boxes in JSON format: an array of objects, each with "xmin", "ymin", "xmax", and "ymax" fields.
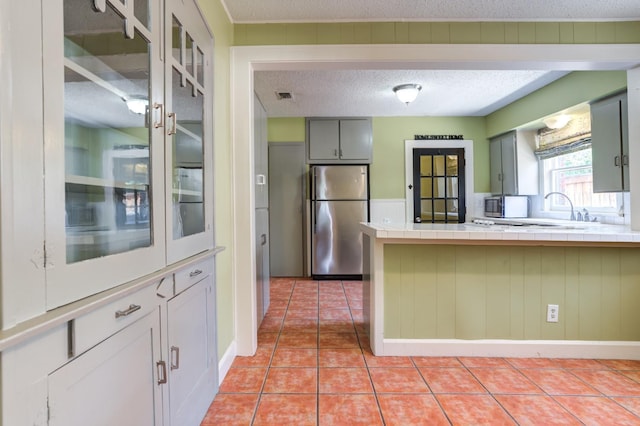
[
  {"xmin": 490, "ymin": 131, "xmax": 538, "ymax": 196},
  {"xmin": 591, "ymin": 91, "xmax": 629, "ymax": 193},
  {"xmin": 307, "ymin": 117, "xmax": 372, "ymax": 163}
]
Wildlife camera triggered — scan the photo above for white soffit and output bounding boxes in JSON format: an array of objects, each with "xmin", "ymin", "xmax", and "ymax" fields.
[{"xmin": 222, "ymin": 0, "xmax": 640, "ymax": 23}]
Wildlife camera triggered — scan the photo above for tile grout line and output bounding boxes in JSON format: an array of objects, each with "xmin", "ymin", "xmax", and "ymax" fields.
[
  {"xmin": 250, "ymin": 278, "xmax": 295, "ymax": 425},
  {"xmin": 411, "ymin": 357, "xmax": 454, "ymax": 425},
  {"xmin": 346, "ymin": 280, "xmax": 387, "ymax": 426}
]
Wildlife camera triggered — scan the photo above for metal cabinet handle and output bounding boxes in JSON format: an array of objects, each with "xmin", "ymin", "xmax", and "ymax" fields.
[
  {"xmin": 339, "ymin": 149, "xmax": 343, "ymax": 158},
  {"xmin": 261, "ymin": 234, "xmax": 267, "ymax": 246},
  {"xmin": 333, "ymin": 149, "xmax": 338, "ymax": 157},
  {"xmin": 115, "ymin": 304, "xmax": 141, "ymax": 318},
  {"xmin": 615, "ymin": 155, "xmax": 621, "ymax": 167},
  {"xmin": 189, "ymin": 269, "xmax": 203, "ymax": 278},
  {"xmin": 156, "ymin": 361, "xmax": 167, "ymax": 385},
  {"xmin": 623, "ymin": 155, "xmax": 629, "ymax": 166},
  {"xmin": 170, "ymin": 346, "xmax": 180, "ymax": 370},
  {"xmin": 167, "ymin": 112, "xmax": 177, "ymax": 135},
  {"xmin": 153, "ymin": 103, "xmax": 164, "ymax": 128}
]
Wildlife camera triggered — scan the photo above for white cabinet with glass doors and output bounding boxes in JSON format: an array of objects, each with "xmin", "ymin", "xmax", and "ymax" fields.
[{"xmin": 42, "ymin": 0, "xmax": 214, "ymax": 310}]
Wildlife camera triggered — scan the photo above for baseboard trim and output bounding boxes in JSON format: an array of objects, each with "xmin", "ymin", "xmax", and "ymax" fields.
[
  {"xmin": 218, "ymin": 340, "xmax": 237, "ymax": 385},
  {"xmin": 381, "ymin": 338, "xmax": 640, "ymax": 360}
]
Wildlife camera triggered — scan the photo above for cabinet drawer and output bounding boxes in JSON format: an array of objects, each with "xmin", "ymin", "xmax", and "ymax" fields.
[
  {"xmin": 174, "ymin": 258, "xmax": 213, "ymax": 295},
  {"xmin": 74, "ymin": 283, "xmax": 158, "ymax": 356}
]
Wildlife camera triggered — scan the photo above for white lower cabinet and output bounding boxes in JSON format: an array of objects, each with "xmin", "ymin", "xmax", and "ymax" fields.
[
  {"xmin": 42, "ymin": 258, "xmax": 218, "ymax": 426},
  {"xmin": 167, "ymin": 273, "xmax": 218, "ymax": 426},
  {"xmin": 48, "ymin": 310, "xmax": 163, "ymax": 426}
]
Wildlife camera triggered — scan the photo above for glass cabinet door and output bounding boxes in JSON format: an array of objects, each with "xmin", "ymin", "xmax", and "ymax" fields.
[
  {"xmin": 165, "ymin": 0, "xmax": 213, "ymax": 264},
  {"xmin": 44, "ymin": 0, "xmax": 165, "ymax": 309}
]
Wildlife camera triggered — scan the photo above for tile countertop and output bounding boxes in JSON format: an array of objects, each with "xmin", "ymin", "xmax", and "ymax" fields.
[{"xmin": 360, "ymin": 220, "xmax": 640, "ymax": 246}]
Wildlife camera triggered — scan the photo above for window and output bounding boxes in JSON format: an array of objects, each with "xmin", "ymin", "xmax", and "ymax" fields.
[
  {"xmin": 536, "ymin": 110, "xmax": 620, "ymax": 217},
  {"xmin": 541, "ymin": 147, "xmax": 618, "ymax": 214}
]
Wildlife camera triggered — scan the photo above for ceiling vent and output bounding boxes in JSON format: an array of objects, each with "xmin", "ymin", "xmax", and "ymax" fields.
[{"xmin": 275, "ymin": 91, "xmax": 294, "ymax": 100}]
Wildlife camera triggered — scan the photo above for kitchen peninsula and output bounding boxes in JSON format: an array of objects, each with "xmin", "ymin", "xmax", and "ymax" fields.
[{"xmin": 361, "ymin": 222, "xmax": 640, "ymax": 360}]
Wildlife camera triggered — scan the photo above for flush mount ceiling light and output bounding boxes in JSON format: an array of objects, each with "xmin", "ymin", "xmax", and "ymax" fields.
[
  {"xmin": 393, "ymin": 83, "xmax": 422, "ymax": 105},
  {"xmin": 124, "ymin": 95, "xmax": 149, "ymax": 115},
  {"xmin": 543, "ymin": 114, "xmax": 571, "ymax": 129}
]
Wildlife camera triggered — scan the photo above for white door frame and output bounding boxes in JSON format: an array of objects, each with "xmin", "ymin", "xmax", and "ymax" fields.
[{"xmin": 231, "ymin": 43, "xmax": 640, "ymax": 356}]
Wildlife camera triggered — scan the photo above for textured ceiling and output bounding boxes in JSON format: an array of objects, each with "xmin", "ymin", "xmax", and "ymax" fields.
[
  {"xmin": 235, "ymin": 0, "xmax": 638, "ymax": 118},
  {"xmin": 254, "ymin": 69, "xmax": 570, "ymax": 118},
  {"xmin": 221, "ymin": 0, "xmax": 640, "ymax": 23}
]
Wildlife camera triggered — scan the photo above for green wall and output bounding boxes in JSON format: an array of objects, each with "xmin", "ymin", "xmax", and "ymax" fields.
[
  {"xmin": 372, "ymin": 117, "xmax": 487, "ymax": 197},
  {"xmin": 235, "ymin": 22, "xmax": 640, "ymax": 46},
  {"xmin": 486, "ymin": 71, "xmax": 627, "ymax": 137},
  {"xmin": 268, "ymin": 117, "xmax": 305, "ymax": 142},
  {"xmin": 198, "ymin": 0, "xmax": 235, "ymax": 360},
  {"xmin": 384, "ymin": 244, "xmax": 640, "ymax": 341}
]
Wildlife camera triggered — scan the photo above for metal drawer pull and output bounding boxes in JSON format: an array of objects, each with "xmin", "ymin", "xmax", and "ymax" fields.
[
  {"xmin": 156, "ymin": 361, "xmax": 167, "ymax": 385},
  {"xmin": 170, "ymin": 346, "xmax": 180, "ymax": 370},
  {"xmin": 189, "ymin": 269, "xmax": 203, "ymax": 278},
  {"xmin": 115, "ymin": 304, "xmax": 141, "ymax": 318}
]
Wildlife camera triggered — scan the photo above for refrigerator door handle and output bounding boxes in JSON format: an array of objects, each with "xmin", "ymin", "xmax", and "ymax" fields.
[
  {"xmin": 311, "ymin": 167, "xmax": 316, "ymax": 201},
  {"xmin": 313, "ymin": 202, "xmax": 318, "ymax": 234}
]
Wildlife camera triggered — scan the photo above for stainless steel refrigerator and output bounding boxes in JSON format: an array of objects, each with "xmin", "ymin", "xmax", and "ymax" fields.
[{"xmin": 310, "ymin": 165, "xmax": 369, "ymax": 278}]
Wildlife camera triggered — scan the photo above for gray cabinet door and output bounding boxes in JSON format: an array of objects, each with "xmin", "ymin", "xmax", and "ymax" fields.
[
  {"xmin": 167, "ymin": 274, "xmax": 218, "ymax": 426},
  {"xmin": 591, "ymin": 93, "xmax": 626, "ymax": 192},
  {"xmin": 500, "ymin": 133, "xmax": 518, "ymax": 195},
  {"xmin": 255, "ymin": 208, "xmax": 270, "ymax": 322},
  {"xmin": 490, "ymin": 133, "xmax": 518, "ymax": 195},
  {"xmin": 340, "ymin": 119, "xmax": 372, "ymax": 160},
  {"xmin": 489, "ymin": 137, "xmax": 503, "ymax": 195},
  {"xmin": 308, "ymin": 119, "xmax": 340, "ymax": 160}
]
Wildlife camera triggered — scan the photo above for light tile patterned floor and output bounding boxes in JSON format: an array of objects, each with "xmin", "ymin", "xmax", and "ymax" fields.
[{"xmin": 202, "ymin": 278, "xmax": 640, "ymax": 425}]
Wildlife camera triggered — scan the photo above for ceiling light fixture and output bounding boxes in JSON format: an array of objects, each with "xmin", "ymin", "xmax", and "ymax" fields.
[
  {"xmin": 393, "ymin": 83, "xmax": 422, "ymax": 105},
  {"xmin": 125, "ymin": 95, "xmax": 149, "ymax": 115},
  {"xmin": 543, "ymin": 114, "xmax": 571, "ymax": 129}
]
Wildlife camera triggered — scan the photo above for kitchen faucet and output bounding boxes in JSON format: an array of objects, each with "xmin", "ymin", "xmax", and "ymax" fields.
[{"xmin": 544, "ymin": 192, "xmax": 575, "ymax": 221}]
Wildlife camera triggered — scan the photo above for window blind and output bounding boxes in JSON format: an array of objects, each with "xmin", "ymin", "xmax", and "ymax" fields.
[{"xmin": 535, "ymin": 111, "xmax": 591, "ymax": 159}]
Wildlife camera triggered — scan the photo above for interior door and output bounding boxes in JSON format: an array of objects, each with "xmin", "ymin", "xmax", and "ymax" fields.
[
  {"xmin": 268, "ymin": 143, "xmax": 305, "ymax": 277},
  {"xmin": 412, "ymin": 148, "xmax": 466, "ymax": 223}
]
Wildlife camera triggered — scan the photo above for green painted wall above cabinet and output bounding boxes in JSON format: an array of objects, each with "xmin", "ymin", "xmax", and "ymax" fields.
[{"xmin": 235, "ymin": 21, "xmax": 640, "ymax": 46}]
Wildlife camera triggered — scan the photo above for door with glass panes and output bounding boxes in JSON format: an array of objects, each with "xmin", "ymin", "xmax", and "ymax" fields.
[
  {"xmin": 164, "ymin": 1, "xmax": 214, "ymax": 264},
  {"xmin": 43, "ymin": 0, "xmax": 213, "ymax": 309},
  {"xmin": 412, "ymin": 148, "xmax": 466, "ymax": 223},
  {"xmin": 43, "ymin": 0, "xmax": 165, "ymax": 309}
]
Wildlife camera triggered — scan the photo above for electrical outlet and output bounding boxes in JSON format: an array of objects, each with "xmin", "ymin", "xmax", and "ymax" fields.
[{"xmin": 547, "ymin": 304, "xmax": 559, "ymax": 323}]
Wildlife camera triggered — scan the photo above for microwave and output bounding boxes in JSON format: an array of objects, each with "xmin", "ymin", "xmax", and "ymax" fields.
[{"xmin": 484, "ymin": 195, "xmax": 529, "ymax": 218}]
